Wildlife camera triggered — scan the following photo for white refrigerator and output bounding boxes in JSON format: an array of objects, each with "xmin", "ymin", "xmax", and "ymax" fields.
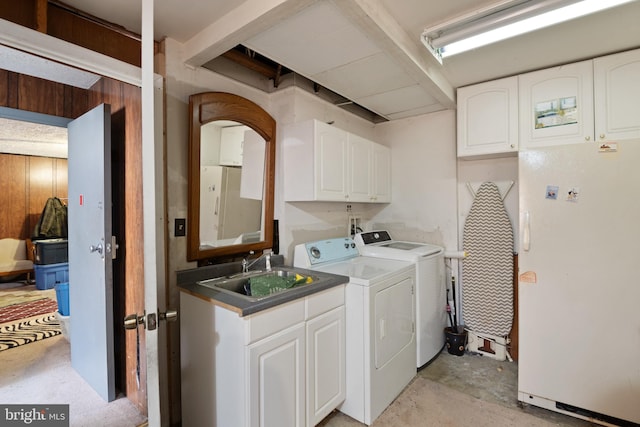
[{"xmin": 518, "ymin": 141, "xmax": 640, "ymax": 424}]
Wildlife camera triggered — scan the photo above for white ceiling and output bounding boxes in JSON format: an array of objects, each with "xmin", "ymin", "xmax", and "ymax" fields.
[
  {"xmin": 0, "ymin": 117, "xmax": 68, "ymax": 158},
  {"xmin": 29, "ymin": 0, "xmax": 640, "ymax": 120}
]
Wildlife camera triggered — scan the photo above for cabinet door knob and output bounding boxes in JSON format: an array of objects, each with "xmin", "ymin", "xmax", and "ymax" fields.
[
  {"xmin": 585, "ymin": 136, "xmax": 591, "ymax": 141},
  {"xmin": 599, "ymin": 134, "xmax": 605, "ymax": 140}
]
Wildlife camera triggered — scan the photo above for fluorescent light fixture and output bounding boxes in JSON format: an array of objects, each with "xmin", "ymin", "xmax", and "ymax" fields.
[{"xmin": 422, "ymin": 0, "xmax": 636, "ymax": 61}]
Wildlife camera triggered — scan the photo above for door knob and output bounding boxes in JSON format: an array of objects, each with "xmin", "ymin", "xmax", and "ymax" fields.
[
  {"xmin": 124, "ymin": 313, "xmax": 145, "ymax": 330},
  {"xmin": 159, "ymin": 310, "xmax": 178, "ymax": 323},
  {"xmin": 124, "ymin": 310, "xmax": 177, "ymax": 331}
]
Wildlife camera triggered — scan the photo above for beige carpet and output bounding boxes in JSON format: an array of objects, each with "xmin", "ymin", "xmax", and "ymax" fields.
[{"xmin": 0, "ymin": 334, "xmax": 146, "ymax": 427}]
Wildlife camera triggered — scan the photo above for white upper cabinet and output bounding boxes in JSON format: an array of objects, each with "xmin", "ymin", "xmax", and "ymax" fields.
[
  {"xmin": 594, "ymin": 49, "xmax": 640, "ymax": 142},
  {"xmin": 219, "ymin": 125, "xmax": 245, "ymax": 166},
  {"xmin": 284, "ymin": 119, "xmax": 391, "ymax": 203},
  {"xmin": 371, "ymin": 143, "xmax": 391, "ymax": 203},
  {"xmin": 519, "ymin": 60, "xmax": 594, "ymax": 148},
  {"xmin": 314, "ymin": 122, "xmax": 350, "ymax": 201},
  {"xmin": 457, "ymin": 76, "xmax": 518, "ymax": 158},
  {"xmin": 347, "ymin": 133, "xmax": 372, "ymax": 203}
]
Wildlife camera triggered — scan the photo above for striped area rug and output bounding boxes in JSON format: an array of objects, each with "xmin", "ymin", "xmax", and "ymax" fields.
[
  {"xmin": 0, "ymin": 298, "xmax": 58, "ymax": 324},
  {"xmin": 0, "ymin": 314, "xmax": 61, "ymax": 351}
]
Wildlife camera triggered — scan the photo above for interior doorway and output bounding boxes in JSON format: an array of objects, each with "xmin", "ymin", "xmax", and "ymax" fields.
[{"xmin": 0, "ymin": 108, "xmax": 128, "ymax": 400}]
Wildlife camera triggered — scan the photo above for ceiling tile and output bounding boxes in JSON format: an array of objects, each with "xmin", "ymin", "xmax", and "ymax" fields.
[
  {"xmin": 312, "ymin": 52, "xmax": 416, "ymax": 100},
  {"xmin": 356, "ymin": 85, "xmax": 440, "ymax": 116},
  {"xmin": 245, "ymin": 1, "xmax": 379, "ymax": 76}
]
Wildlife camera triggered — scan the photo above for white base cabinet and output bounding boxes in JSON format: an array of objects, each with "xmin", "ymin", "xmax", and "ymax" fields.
[
  {"xmin": 248, "ymin": 323, "xmax": 306, "ymax": 427},
  {"xmin": 181, "ymin": 285, "xmax": 346, "ymax": 427},
  {"xmin": 306, "ymin": 306, "xmax": 346, "ymax": 426},
  {"xmin": 283, "ymin": 119, "xmax": 391, "ymax": 203}
]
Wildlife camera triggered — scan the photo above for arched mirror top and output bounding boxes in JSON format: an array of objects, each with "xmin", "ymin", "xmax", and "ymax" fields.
[{"xmin": 187, "ymin": 92, "xmax": 276, "ymax": 262}]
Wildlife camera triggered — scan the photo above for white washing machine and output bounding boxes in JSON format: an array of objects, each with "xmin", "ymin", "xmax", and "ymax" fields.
[
  {"xmin": 294, "ymin": 237, "xmax": 416, "ymax": 426},
  {"xmin": 354, "ymin": 230, "xmax": 446, "ymax": 368}
]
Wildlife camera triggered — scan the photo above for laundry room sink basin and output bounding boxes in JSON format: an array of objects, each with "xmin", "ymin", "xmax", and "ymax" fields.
[{"xmin": 197, "ymin": 267, "xmax": 316, "ymax": 301}]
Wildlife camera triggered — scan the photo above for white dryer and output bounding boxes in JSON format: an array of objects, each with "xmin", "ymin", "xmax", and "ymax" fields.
[
  {"xmin": 294, "ymin": 237, "xmax": 416, "ymax": 426},
  {"xmin": 354, "ymin": 230, "xmax": 446, "ymax": 368}
]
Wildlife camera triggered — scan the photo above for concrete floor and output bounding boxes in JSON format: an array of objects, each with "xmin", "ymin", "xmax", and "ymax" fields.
[
  {"xmin": 420, "ymin": 350, "xmax": 596, "ymax": 426},
  {"xmin": 320, "ymin": 349, "xmax": 598, "ymax": 426}
]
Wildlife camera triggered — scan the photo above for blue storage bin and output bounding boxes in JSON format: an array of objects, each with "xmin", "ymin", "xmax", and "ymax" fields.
[
  {"xmin": 55, "ymin": 282, "xmax": 70, "ymax": 316},
  {"xmin": 34, "ymin": 262, "xmax": 69, "ymax": 290}
]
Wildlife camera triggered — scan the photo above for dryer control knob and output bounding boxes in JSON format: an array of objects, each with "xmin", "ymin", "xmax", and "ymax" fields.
[{"xmin": 310, "ymin": 247, "xmax": 321, "ymax": 258}]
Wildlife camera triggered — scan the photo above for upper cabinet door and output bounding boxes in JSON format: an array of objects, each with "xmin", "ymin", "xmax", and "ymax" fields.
[
  {"xmin": 594, "ymin": 49, "xmax": 640, "ymax": 142},
  {"xmin": 519, "ymin": 60, "xmax": 594, "ymax": 148},
  {"xmin": 283, "ymin": 119, "xmax": 391, "ymax": 203},
  {"xmin": 314, "ymin": 121, "xmax": 349, "ymax": 201},
  {"xmin": 219, "ymin": 126, "xmax": 245, "ymax": 166},
  {"xmin": 347, "ymin": 133, "xmax": 372, "ymax": 203},
  {"xmin": 457, "ymin": 76, "xmax": 518, "ymax": 158},
  {"xmin": 371, "ymin": 144, "xmax": 391, "ymax": 203}
]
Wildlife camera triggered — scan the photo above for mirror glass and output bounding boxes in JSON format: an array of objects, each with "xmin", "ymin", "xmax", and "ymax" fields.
[
  {"xmin": 199, "ymin": 121, "xmax": 264, "ymax": 248},
  {"xmin": 188, "ymin": 92, "xmax": 275, "ymax": 262}
]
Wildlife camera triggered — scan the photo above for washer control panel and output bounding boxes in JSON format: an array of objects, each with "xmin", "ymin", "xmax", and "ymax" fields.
[
  {"xmin": 354, "ymin": 230, "xmax": 392, "ymax": 246},
  {"xmin": 293, "ymin": 237, "xmax": 358, "ymax": 267}
]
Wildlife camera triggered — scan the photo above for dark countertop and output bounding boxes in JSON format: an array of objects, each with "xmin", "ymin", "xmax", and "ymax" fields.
[{"xmin": 176, "ymin": 255, "xmax": 348, "ymax": 316}]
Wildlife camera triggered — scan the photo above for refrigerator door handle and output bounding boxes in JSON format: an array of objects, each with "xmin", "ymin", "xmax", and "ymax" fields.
[{"xmin": 523, "ymin": 211, "xmax": 530, "ymax": 251}]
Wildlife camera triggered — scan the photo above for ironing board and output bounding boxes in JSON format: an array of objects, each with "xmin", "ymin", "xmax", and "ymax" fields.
[{"xmin": 462, "ymin": 182, "xmax": 514, "ymax": 337}]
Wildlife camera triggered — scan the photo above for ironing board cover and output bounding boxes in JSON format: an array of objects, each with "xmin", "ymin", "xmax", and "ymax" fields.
[{"xmin": 462, "ymin": 182, "xmax": 514, "ymax": 336}]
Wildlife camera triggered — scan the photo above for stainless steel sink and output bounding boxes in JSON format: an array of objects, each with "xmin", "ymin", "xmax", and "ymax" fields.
[{"xmin": 197, "ymin": 267, "xmax": 317, "ymax": 301}]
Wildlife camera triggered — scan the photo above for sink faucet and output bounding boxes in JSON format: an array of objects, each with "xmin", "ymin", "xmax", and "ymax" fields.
[{"xmin": 242, "ymin": 250, "xmax": 272, "ymax": 273}]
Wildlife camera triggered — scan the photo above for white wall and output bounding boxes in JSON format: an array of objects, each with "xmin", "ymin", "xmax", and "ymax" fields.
[
  {"xmin": 373, "ymin": 110, "xmax": 458, "ymax": 252},
  {"xmin": 456, "ymin": 156, "xmax": 519, "ymax": 253}
]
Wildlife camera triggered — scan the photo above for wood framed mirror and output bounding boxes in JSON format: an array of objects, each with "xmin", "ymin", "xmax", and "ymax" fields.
[{"xmin": 187, "ymin": 92, "xmax": 275, "ymax": 261}]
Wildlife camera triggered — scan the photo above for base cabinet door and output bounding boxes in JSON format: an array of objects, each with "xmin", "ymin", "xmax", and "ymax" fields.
[
  {"xmin": 306, "ymin": 306, "xmax": 346, "ymax": 426},
  {"xmin": 248, "ymin": 323, "xmax": 306, "ymax": 427}
]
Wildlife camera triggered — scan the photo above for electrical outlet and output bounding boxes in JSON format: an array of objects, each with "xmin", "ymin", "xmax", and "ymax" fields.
[
  {"xmin": 175, "ymin": 218, "xmax": 186, "ymax": 237},
  {"xmin": 348, "ymin": 215, "xmax": 362, "ymax": 237}
]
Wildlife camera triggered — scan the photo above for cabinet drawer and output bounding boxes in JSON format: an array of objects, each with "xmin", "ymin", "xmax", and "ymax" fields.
[
  {"xmin": 305, "ymin": 285, "xmax": 345, "ymax": 320},
  {"xmin": 245, "ymin": 299, "xmax": 305, "ymax": 344}
]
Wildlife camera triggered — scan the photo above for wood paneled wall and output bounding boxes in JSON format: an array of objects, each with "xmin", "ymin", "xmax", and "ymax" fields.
[
  {"xmin": 0, "ymin": 70, "xmax": 84, "ymax": 240},
  {"xmin": 0, "ymin": 69, "xmax": 89, "ymax": 118},
  {"xmin": 0, "ymin": 0, "xmax": 155, "ymax": 68},
  {"xmin": 0, "ymin": 154, "xmax": 67, "ymax": 239}
]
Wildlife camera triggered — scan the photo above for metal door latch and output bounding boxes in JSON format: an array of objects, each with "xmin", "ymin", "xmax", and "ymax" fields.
[
  {"xmin": 124, "ymin": 312, "xmax": 146, "ymax": 330},
  {"xmin": 123, "ymin": 309, "xmax": 178, "ymax": 331}
]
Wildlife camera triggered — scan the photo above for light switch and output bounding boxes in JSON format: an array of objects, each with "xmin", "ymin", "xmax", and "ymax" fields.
[{"xmin": 175, "ymin": 218, "xmax": 186, "ymax": 237}]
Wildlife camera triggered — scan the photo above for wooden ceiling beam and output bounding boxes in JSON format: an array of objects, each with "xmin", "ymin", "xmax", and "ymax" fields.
[{"xmin": 222, "ymin": 49, "xmax": 277, "ymax": 80}]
